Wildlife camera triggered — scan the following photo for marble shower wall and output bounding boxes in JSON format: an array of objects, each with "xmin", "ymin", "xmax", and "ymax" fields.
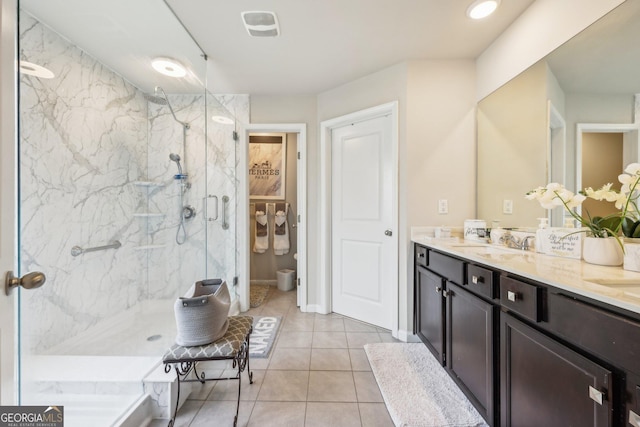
[{"xmin": 19, "ymin": 11, "xmax": 248, "ymax": 353}]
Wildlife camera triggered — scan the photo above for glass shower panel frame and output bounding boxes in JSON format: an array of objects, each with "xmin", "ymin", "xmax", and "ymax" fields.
[
  {"xmin": 204, "ymin": 92, "xmax": 239, "ymax": 300},
  {"xmin": 16, "ymin": 0, "xmax": 221, "ymax": 425}
]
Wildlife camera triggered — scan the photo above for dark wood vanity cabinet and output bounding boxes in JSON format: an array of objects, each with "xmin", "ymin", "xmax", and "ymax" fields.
[
  {"xmin": 447, "ymin": 281, "xmax": 496, "ymax": 424},
  {"xmin": 414, "ymin": 243, "xmax": 640, "ymax": 427},
  {"xmin": 415, "ymin": 265, "xmax": 445, "ymax": 364},
  {"xmin": 414, "ymin": 245, "xmax": 497, "ymax": 425},
  {"xmin": 501, "ymin": 311, "xmax": 613, "ymax": 427}
]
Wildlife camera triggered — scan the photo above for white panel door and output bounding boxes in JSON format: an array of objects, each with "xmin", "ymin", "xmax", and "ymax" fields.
[
  {"xmin": 0, "ymin": 0, "xmax": 18, "ymax": 404},
  {"xmin": 331, "ymin": 114, "xmax": 395, "ymax": 329}
]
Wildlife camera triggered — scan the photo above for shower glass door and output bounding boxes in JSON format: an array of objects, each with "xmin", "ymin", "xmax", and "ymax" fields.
[
  {"xmin": 16, "ymin": 0, "xmax": 240, "ymax": 425},
  {"xmin": 205, "ymin": 92, "xmax": 244, "ymax": 301}
]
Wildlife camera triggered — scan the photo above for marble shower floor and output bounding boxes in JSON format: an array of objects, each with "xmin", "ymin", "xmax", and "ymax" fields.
[{"xmin": 149, "ymin": 287, "xmax": 397, "ymax": 427}]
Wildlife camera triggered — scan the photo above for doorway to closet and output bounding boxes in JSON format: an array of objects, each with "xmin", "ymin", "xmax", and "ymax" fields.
[{"xmin": 240, "ymin": 124, "xmax": 307, "ymax": 311}]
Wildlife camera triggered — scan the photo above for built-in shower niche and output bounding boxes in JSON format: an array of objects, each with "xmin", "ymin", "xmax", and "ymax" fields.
[{"xmin": 133, "ymin": 181, "xmax": 166, "ymax": 250}]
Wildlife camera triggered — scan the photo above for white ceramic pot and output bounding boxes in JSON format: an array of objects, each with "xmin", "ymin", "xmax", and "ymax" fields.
[{"xmin": 582, "ymin": 236, "xmax": 623, "ymax": 266}]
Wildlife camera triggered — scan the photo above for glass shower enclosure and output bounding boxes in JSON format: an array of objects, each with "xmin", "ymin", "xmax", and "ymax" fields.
[{"xmin": 16, "ymin": 0, "xmax": 244, "ymax": 425}]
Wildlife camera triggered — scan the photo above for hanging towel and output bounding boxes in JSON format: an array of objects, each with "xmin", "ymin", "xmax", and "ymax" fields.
[
  {"xmin": 253, "ymin": 203, "xmax": 269, "ymax": 253},
  {"xmin": 273, "ymin": 202, "xmax": 290, "ymax": 255}
]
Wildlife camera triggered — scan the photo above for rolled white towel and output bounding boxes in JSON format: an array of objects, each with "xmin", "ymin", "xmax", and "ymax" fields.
[
  {"xmin": 273, "ymin": 205, "xmax": 290, "ymax": 255},
  {"xmin": 253, "ymin": 207, "xmax": 269, "ymax": 253}
]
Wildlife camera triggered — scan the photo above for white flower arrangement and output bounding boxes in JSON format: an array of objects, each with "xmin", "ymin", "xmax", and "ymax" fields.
[{"xmin": 526, "ymin": 163, "xmax": 640, "ymax": 239}]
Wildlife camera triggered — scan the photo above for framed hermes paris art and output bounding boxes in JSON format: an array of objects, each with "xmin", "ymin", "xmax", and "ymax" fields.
[{"xmin": 249, "ymin": 133, "xmax": 286, "ymax": 200}]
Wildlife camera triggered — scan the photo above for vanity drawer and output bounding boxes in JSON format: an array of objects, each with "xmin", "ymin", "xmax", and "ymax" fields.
[
  {"xmin": 415, "ymin": 244, "xmax": 428, "ymax": 268},
  {"xmin": 466, "ymin": 264, "xmax": 496, "ymax": 299},
  {"xmin": 546, "ymin": 292, "xmax": 640, "ymax": 376},
  {"xmin": 500, "ymin": 276, "xmax": 543, "ymax": 322},
  {"xmin": 428, "ymin": 250, "xmax": 464, "ymax": 285}
]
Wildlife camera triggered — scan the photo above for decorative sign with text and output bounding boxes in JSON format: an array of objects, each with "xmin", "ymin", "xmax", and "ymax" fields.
[
  {"xmin": 543, "ymin": 229, "xmax": 583, "ymax": 259},
  {"xmin": 249, "ymin": 133, "xmax": 286, "ymax": 200}
]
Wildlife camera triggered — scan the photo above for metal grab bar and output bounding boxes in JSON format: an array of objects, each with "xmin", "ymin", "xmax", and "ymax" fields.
[
  {"xmin": 222, "ymin": 196, "xmax": 229, "ymax": 230},
  {"xmin": 71, "ymin": 240, "xmax": 121, "ymax": 257}
]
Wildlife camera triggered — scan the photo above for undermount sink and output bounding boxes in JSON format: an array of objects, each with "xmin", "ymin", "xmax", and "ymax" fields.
[
  {"xmin": 583, "ymin": 278, "xmax": 640, "ymax": 300},
  {"xmin": 584, "ymin": 278, "xmax": 640, "ymax": 287},
  {"xmin": 450, "ymin": 243, "xmax": 528, "ymax": 256}
]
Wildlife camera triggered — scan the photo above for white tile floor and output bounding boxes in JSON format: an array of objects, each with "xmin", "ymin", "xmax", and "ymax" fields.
[{"xmin": 150, "ymin": 287, "xmax": 396, "ymax": 426}]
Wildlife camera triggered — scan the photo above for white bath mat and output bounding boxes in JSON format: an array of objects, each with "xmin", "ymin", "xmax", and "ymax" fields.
[
  {"xmin": 249, "ymin": 316, "xmax": 281, "ymax": 358},
  {"xmin": 364, "ymin": 343, "xmax": 488, "ymax": 427}
]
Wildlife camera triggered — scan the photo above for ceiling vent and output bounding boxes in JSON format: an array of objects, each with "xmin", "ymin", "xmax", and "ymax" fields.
[{"xmin": 241, "ymin": 11, "xmax": 280, "ymax": 37}]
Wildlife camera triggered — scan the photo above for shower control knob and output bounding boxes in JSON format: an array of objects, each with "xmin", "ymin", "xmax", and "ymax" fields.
[{"xmin": 183, "ymin": 205, "xmax": 196, "ymax": 220}]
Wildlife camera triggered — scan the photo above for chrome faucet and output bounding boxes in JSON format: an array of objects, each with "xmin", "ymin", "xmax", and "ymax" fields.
[
  {"xmin": 500, "ymin": 233, "xmax": 535, "ymax": 251},
  {"xmin": 500, "ymin": 233, "xmax": 521, "ymax": 249},
  {"xmin": 521, "ymin": 235, "xmax": 535, "ymax": 251}
]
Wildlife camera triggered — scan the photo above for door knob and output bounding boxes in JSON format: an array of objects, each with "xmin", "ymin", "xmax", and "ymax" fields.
[
  {"xmin": 384, "ymin": 229, "xmax": 393, "ymax": 236},
  {"xmin": 5, "ymin": 271, "xmax": 46, "ymax": 296}
]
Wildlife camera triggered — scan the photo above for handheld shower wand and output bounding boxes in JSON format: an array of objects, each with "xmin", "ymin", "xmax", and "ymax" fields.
[{"xmin": 169, "ymin": 153, "xmax": 183, "ymax": 175}]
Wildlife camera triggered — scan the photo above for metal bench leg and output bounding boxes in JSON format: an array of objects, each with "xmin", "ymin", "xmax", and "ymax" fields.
[{"xmin": 165, "ymin": 361, "xmax": 192, "ymax": 427}]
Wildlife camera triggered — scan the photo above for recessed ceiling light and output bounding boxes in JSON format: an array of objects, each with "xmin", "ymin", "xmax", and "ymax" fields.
[
  {"xmin": 151, "ymin": 57, "xmax": 187, "ymax": 78},
  {"xmin": 19, "ymin": 61, "xmax": 55, "ymax": 79},
  {"xmin": 241, "ymin": 11, "xmax": 280, "ymax": 37},
  {"xmin": 467, "ymin": 0, "xmax": 500, "ymax": 19},
  {"xmin": 212, "ymin": 115, "xmax": 234, "ymax": 125}
]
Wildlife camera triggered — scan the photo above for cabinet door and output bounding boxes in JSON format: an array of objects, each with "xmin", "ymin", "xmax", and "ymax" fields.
[
  {"xmin": 447, "ymin": 282, "xmax": 495, "ymax": 425},
  {"xmin": 501, "ymin": 312, "xmax": 613, "ymax": 427},
  {"xmin": 416, "ymin": 266, "xmax": 445, "ymax": 365}
]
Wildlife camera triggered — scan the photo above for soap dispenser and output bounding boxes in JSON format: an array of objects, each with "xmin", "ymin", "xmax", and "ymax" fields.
[
  {"xmin": 489, "ymin": 220, "xmax": 502, "ymax": 244},
  {"xmin": 536, "ymin": 217, "xmax": 548, "ymax": 253}
]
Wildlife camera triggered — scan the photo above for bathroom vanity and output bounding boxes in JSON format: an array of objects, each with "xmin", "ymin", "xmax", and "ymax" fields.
[{"xmin": 413, "ymin": 238, "xmax": 640, "ymax": 427}]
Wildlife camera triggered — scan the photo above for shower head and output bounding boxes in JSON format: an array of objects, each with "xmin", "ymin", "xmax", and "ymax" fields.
[
  {"xmin": 169, "ymin": 153, "xmax": 183, "ymax": 175},
  {"xmin": 144, "ymin": 86, "xmax": 191, "ymax": 129},
  {"xmin": 146, "ymin": 86, "xmax": 190, "ymax": 129},
  {"xmin": 144, "ymin": 92, "xmax": 167, "ymax": 105}
]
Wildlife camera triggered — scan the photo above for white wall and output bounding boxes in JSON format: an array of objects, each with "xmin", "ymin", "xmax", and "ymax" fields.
[
  {"xmin": 245, "ymin": 0, "xmax": 625, "ymax": 335},
  {"xmin": 249, "ymin": 96, "xmax": 317, "ymax": 302},
  {"xmin": 316, "ymin": 60, "xmax": 476, "ymax": 336},
  {"xmin": 476, "ymin": 0, "xmax": 625, "ymax": 100},
  {"xmin": 404, "ymin": 60, "xmax": 476, "ymax": 332}
]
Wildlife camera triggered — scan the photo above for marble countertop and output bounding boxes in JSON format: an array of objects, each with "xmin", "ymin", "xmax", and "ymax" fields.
[{"xmin": 412, "ymin": 234, "xmax": 640, "ymax": 316}]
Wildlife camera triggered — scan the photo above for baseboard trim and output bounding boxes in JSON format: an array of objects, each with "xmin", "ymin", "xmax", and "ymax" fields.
[
  {"xmin": 302, "ymin": 304, "xmax": 330, "ymax": 314},
  {"xmin": 395, "ymin": 329, "xmax": 420, "ymax": 343}
]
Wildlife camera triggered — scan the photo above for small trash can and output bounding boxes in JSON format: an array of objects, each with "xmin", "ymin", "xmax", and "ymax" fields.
[{"xmin": 277, "ymin": 269, "xmax": 296, "ymax": 291}]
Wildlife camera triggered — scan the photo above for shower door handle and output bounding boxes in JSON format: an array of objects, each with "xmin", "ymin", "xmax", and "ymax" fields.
[
  {"xmin": 205, "ymin": 195, "xmax": 218, "ymax": 221},
  {"xmin": 221, "ymin": 196, "xmax": 229, "ymax": 230},
  {"xmin": 5, "ymin": 271, "xmax": 46, "ymax": 296}
]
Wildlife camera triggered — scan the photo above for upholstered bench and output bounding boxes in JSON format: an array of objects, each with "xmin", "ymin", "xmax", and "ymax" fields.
[{"xmin": 162, "ymin": 315, "xmax": 254, "ymax": 427}]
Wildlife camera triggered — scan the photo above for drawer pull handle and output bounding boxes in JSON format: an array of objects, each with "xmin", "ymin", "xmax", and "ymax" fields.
[
  {"xmin": 443, "ymin": 290, "xmax": 451, "ymax": 298},
  {"xmin": 472, "ymin": 275, "xmax": 484, "ymax": 285},
  {"xmin": 435, "ymin": 287, "xmax": 442, "ymax": 294},
  {"xmin": 589, "ymin": 386, "xmax": 604, "ymax": 405},
  {"xmin": 629, "ymin": 410, "xmax": 640, "ymax": 426},
  {"xmin": 507, "ymin": 291, "xmax": 518, "ymax": 302},
  {"xmin": 418, "ymin": 252, "xmax": 425, "ymax": 258}
]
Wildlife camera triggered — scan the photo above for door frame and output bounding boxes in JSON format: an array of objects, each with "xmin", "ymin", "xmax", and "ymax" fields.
[
  {"xmin": 239, "ymin": 123, "xmax": 307, "ymax": 312},
  {"xmin": 0, "ymin": 0, "xmax": 18, "ymax": 405},
  {"xmin": 576, "ymin": 122, "xmax": 640, "ymax": 191},
  {"xmin": 319, "ymin": 102, "xmax": 399, "ymax": 333}
]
